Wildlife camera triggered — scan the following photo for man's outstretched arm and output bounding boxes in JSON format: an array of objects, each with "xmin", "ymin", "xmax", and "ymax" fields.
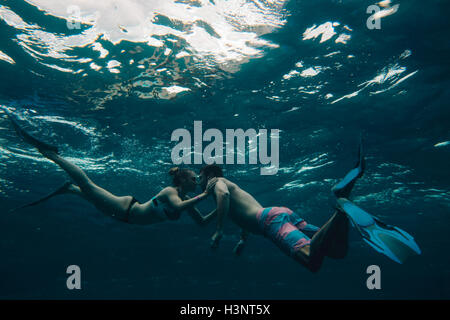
[{"xmin": 210, "ymin": 179, "xmax": 230, "ymax": 248}]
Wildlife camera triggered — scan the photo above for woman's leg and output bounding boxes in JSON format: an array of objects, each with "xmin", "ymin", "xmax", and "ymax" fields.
[
  {"xmin": 8, "ymin": 114, "xmax": 133, "ymax": 221},
  {"xmin": 41, "ymin": 150, "xmax": 133, "ymax": 221},
  {"xmin": 65, "ymin": 183, "xmax": 87, "ymax": 200}
]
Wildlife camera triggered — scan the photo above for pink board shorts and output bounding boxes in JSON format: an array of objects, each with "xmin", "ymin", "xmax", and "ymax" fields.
[{"xmin": 256, "ymin": 207, "xmax": 320, "ymax": 256}]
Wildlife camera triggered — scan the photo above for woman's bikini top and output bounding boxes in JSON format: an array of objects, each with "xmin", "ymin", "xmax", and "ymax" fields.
[{"xmin": 150, "ymin": 196, "xmax": 181, "ymax": 221}]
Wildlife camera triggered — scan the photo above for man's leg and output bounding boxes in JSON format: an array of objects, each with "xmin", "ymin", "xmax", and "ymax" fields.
[
  {"xmin": 292, "ymin": 211, "xmax": 349, "ymax": 271},
  {"xmin": 320, "ymin": 210, "xmax": 349, "ymax": 259},
  {"xmin": 324, "ymin": 139, "xmax": 364, "ymax": 258},
  {"xmin": 257, "ymin": 208, "xmax": 321, "ymax": 273}
]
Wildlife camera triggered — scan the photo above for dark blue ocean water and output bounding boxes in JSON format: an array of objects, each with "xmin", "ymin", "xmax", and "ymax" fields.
[{"xmin": 0, "ymin": 0, "xmax": 449, "ymax": 299}]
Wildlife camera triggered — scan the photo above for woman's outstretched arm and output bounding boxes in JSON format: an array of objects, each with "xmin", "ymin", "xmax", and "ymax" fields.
[{"xmin": 164, "ymin": 187, "xmax": 209, "ymax": 212}]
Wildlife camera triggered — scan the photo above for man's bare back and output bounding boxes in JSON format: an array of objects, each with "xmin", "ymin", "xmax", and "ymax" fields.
[{"xmin": 216, "ymin": 177, "xmax": 263, "ymax": 234}]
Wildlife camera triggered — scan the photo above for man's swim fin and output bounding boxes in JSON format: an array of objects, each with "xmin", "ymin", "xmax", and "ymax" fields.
[
  {"xmin": 336, "ymin": 198, "xmax": 421, "ymax": 264},
  {"xmin": 332, "ymin": 137, "xmax": 365, "ymax": 199},
  {"xmin": 8, "ymin": 113, "xmax": 59, "ymax": 154},
  {"xmin": 9, "ymin": 181, "xmax": 71, "ymax": 213}
]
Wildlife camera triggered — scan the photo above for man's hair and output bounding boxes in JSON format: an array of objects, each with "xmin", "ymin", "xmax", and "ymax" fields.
[{"xmin": 200, "ymin": 164, "xmax": 223, "ymax": 178}]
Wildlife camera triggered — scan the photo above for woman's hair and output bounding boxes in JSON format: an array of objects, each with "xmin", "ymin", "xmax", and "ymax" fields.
[{"xmin": 168, "ymin": 167, "xmax": 193, "ymax": 186}]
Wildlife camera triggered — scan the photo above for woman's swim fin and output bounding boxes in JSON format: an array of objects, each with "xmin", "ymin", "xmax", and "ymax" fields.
[
  {"xmin": 9, "ymin": 181, "xmax": 72, "ymax": 213},
  {"xmin": 336, "ymin": 197, "xmax": 421, "ymax": 264},
  {"xmin": 8, "ymin": 114, "xmax": 59, "ymax": 154}
]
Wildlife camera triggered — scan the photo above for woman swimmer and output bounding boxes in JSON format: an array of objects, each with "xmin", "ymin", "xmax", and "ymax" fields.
[{"xmin": 9, "ymin": 114, "xmax": 217, "ymax": 226}]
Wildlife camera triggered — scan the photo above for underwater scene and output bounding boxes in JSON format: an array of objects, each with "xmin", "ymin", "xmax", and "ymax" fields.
[{"xmin": 0, "ymin": 0, "xmax": 449, "ymax": 299}]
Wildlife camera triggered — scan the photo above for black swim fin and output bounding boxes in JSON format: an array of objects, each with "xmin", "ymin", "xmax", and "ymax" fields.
[
  {"xmin": 8, "ymin": 113, "xmax": 59, "ymax": 154},
  {"xmin": 332, "ymin": 137, "xmax": 365, "ymax": 199},
  {"xmin": 9, "ymin": 181, "xmax": 72, "ymax": 213}
]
